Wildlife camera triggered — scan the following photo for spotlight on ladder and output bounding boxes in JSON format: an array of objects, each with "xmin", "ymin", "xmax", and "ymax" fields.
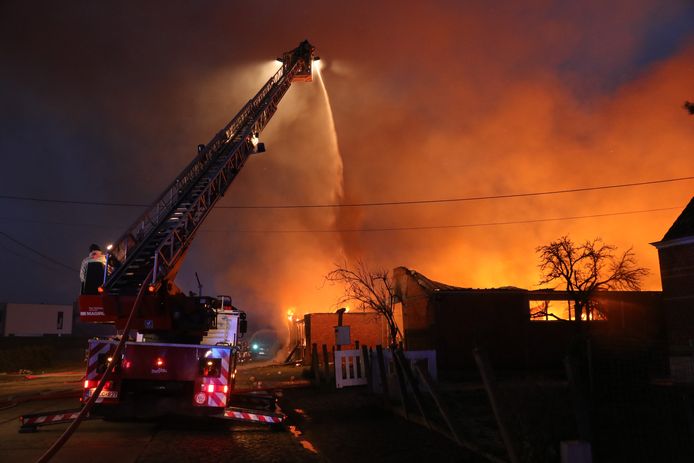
[{"xmin": 251, "ymin": 132, "xmax": 266, "ymax": 154}]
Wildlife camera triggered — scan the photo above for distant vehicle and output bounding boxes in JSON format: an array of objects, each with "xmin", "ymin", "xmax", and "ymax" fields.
[
  {"xmin": 247, "ymin": 328, "xmax": 281, "ymax": 361},
  {"xmin": 250, "ymin": 343, "xmax": 269, "ymax": 359}
]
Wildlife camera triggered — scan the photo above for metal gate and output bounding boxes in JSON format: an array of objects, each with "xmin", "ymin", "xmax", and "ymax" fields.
[{"xmin": 334, "ymin": 349, "xmax": 368, "ymax": 388}]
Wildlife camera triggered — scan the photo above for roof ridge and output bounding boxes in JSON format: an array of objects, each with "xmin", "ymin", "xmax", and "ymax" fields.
[
  {"xmin": 662, "ymin": 196, "xmax": 694, "ymax": 241},
  {"xmin": 398, "ymin": 267, "xmax": 524, "ymax": 292}
]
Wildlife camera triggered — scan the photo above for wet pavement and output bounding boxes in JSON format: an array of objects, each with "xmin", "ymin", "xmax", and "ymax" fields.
[
  {"xmin": 0, "ymin": 371, "xmax": 83, "ymax": 405},
  {"xmin": 0, "ymin": 362, "xmax": 482, "ymax": 462},
  {"xmin": 281, "ymin": 386, "xmax": 484, "ymax": 463}
]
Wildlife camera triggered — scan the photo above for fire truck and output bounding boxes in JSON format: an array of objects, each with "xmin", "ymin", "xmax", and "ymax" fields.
[
  {"xmin": 20, "ymin": 41, "xmax": 318, "ymax": 431},
  {"xmin": 81, "ymin": 296, "xmax": 246, "ymax": 418}
]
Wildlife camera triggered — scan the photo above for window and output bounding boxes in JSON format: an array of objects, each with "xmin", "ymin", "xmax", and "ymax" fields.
[{"xmin": 529, "ymin": 300, "xmax": 607, "ymax": 321}]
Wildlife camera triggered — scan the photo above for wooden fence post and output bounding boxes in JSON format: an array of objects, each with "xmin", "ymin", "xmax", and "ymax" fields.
[
  {"xmin": 414, "ymin": 364, "xmax": 463, "ymax": 446},
  {"xmin": 391, "ymin": 348, "xmax": 411, "ymax": 418},
  {"xmin": 474, "ymin": 348, "xmax": 520, "ymax": 463},
  {"xmin": 564, "ymin": 355, "xmax": 593, "ymax": 443},
  {"xmin": 375, "ymin": 345, "xmax": 390, "ymax": 404},
  {"xmin": 394, "ymin": 349, "xmax": 430, "ymax": 428},
  {"xmin": 361, "ymin": 345, "xmax": 372, "ymax": 392},
  {"xmin": 311, "ymin": 343, "xmax": 320, "ymax": 386},
  {"xmin": 322, "ymin": 344, "xmax": 331, "ymax": 386}
]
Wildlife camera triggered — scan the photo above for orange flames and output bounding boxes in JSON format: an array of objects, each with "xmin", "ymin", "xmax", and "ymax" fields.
[
  {"xmin": 209, "ymin": 44, "xmax": 693, "ymax": 333},
  {"xmin": 4, "ymin": 2, "xmax": 689, "ymax": 330}
]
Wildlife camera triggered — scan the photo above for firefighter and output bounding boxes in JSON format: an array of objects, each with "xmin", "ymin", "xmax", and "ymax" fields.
[{"xmin": 80, "ymin": 244, "xmax": 106, "ymax": 295}]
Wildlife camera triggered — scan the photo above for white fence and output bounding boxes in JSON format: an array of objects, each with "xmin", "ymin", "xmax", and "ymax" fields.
[
  {"xmin": 334, "ymin": 349, "xmax": 368, "ymax": 388},
  {"xmin": 371, "ymin": 349, "xmax": 437, "ymax": 394},
  {"xmin": 334, "ymin": 348, "xmax": 437, "ymax": 390}
]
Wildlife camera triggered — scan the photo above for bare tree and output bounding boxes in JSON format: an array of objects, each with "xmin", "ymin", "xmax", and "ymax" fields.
[
  {"xmin": 326, "ymin": 260, "xmax": 401, "ymax": 346},
  {"xmin": 530, "ymin": 300, "xmax": 562, "ymax": 321},
  {"xmin": 536, "ymin": 236, "xmax": 649, "ymax": 322}
]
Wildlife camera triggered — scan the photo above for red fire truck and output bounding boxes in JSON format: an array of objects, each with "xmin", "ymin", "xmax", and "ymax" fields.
[
  {"xmin": 82, "ymin": 297, "xmax": 246, "ymax": 417},
  {"xmin": 21, "ymin": 41, "xmax": 318, "ymax": 431}
]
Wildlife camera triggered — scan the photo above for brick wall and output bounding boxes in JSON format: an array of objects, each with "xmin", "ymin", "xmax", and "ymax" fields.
[
  {"xmin": 393, "ymin": 266, "xmax": 435, "ymax": 350},
  {"xmin": 303, "ymin": 312, "xmax": 387, "ymax": 363},
  {"xmin": 431, "ymin": 290, "xmax": 530, "ymax": 369}
]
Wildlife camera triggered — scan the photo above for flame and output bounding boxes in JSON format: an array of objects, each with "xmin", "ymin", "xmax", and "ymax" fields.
[{"xmin": 15, "ymin": 4, "xmax": 686, "ymax": 333}]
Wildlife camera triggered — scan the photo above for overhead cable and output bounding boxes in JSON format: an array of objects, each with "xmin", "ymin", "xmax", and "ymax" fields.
[
  {"xmin": 0, "ymin": 206, "xmax": 680, "ymax": 234},
  {"xmin": 0, "ymin": 231, "xmax": 78, "ymax": 272},
  {"xmin": 0, "ymin": 176, "xmax": 692, "ymax": 209}
]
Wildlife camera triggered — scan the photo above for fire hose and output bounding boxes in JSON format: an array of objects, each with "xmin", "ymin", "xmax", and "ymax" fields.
[{"xmin": 36, "ymin": 270, "xmax": 152, "ymax": 463}]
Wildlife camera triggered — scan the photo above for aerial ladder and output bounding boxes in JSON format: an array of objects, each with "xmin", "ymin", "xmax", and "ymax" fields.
[
  {"xmin": 80, "ymin": 40, "xmax": 317, "ymax": 342},
  {"xmin": 21, "ymin": 41, "xmax": 319, "ymax": 432}
]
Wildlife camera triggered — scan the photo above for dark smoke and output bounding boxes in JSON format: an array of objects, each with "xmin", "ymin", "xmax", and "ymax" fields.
[{"xmin": 0, "ymin": 1, "xmax": 692, "ymax": 335}]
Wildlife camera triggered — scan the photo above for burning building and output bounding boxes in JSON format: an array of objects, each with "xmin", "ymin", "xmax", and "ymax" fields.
[
  {"xmin": 391, "ymin": 196, "xmax": 694, "ymax": 376},
  {"xmin": 392, "ymin": 267, "xmax": 663, "ymax": 371}
]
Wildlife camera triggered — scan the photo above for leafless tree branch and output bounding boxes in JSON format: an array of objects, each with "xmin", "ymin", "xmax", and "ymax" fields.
[
  {"xmin": 536, "ymin": 236, "xmax": 648, "ymax": 323},
  {"xmin": 326, "ymin": 259, "xmax": 401, "ymax": 346}
]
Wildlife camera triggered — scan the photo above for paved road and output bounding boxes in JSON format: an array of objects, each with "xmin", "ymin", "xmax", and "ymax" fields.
[
  {"xmin": 0, "ymin": 363, "xmax": 480, "ymax": 462},
  {"xmin": 0, "ymin": 397, "xmax": 321, "ymax": 463}
]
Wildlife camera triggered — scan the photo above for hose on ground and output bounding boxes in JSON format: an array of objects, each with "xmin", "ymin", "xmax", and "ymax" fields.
[{"xmin": 36, "ymin": 271, "xmax": 152, "ymax": 463}]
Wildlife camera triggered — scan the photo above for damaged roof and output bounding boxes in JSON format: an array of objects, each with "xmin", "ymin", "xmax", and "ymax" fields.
[{"xmin": 395, "ymin": 266, "xmax": 525, "ymax": 293}]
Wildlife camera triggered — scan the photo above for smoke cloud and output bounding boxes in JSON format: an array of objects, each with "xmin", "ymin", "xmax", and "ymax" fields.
[{"xmin": 0, "ymin": 1, "xmax": 692, "ymax": 336}]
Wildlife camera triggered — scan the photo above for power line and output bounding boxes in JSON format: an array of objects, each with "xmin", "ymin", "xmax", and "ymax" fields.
[
  {"xmin": 201, "ymin": 206, "xmax": 681, "ymax": 233},
  {"xmin": 0, "ymin": 206, "xmax": 678, "ymax": 274},
  {"xmin": 0, "ymin": 195, "xmax": 143, "ymax": 208},
  {"xmin": 0, "ymin": 206, "xmax": 681, "ymax": 235},
  {"xmin": 0, "ymin": 231, "xmax": 78, "ymax": 272},
  {"xmin": 0, "ymin": 217, "xmax": 110, "ymax": 229},
  {"xmin": 0, "ymin": 239, "xmax": 71, "ymax": 276},
  {"xmin": 0, "ymin": 175, "xmax": 692, "ymax": 209},
  {"xmin": 223, "ymin": 177, "xmax": 694, "ymax": 209}
]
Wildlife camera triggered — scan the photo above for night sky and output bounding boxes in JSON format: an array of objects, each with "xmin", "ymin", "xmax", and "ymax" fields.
[{"xmin": 1, "ymin": 1, "xmax": 692, "ymax": 332}]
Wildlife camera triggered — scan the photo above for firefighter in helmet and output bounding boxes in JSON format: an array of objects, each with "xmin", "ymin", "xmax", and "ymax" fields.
[{"xmin": 80, "ymin": 244, "xmax": 106, "ymax": 295}]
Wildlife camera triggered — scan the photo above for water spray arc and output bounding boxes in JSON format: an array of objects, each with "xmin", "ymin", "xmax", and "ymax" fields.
[{"xmin": 315, "ymin": 61, "xmax": 345, "ymax": 203}]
